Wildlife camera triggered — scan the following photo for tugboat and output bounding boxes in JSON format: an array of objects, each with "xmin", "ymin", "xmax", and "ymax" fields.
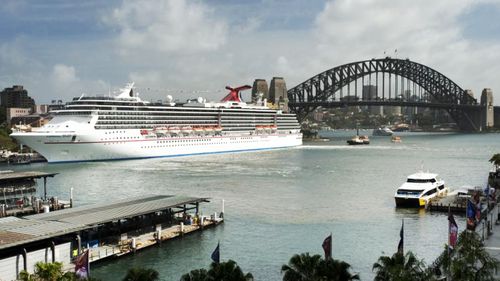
[
  {"xmin": 394, "ymin": 171, "xmax": 448, "ymax": 207},
  {"xmin": 347, "ymin": 127, "xmax": 370, "ymax": 145}
]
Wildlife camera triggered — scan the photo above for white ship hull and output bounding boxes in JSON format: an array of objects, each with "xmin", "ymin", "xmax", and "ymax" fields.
[{"xmin": 12, "ymin": 131, "xmax": 302, "ymax": 163}]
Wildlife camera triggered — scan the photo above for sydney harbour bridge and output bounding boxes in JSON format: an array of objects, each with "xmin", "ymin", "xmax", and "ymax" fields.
[{"xmin": 285, "ymin": 57, "xmax": 495, "ymax": 131}]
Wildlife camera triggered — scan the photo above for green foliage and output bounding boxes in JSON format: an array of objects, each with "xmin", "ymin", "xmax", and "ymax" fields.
[
  {"xmin": 122, "ymin": 267, "xmax": 159, "ymax": 281},
  {"xmin": 281, "ymin": 253, "xmax": 358, "ymax": 281},
  {"xmin": 180, "ymin": 269, "xmax": 209, "ymax": 281},
  {"xmin": 0, "ymin": 126, "xmax": 17, "ymax": 151},
  {"xmin": 489, "ymin": 153, "xmax": 500, "ymax": 167},
  {"xmin": 19, "ymin": 262, "xmax": 76, "ymax": 281},
  {"xmin": 180, "ymin": 260, "xmax": 253, "ymax": 281},
  {"xmin": 449, "ymin": 231, "xmax": 497, "ymax": 281},
  {"xmin": 372, "ymin": 251, "xmax": 430, "ymax": 281}
]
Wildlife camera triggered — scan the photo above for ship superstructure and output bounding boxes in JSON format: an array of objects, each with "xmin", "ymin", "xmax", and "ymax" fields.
[{"xmin": 11, "ymin": 83, "xmax": 302, "ymax": 162}]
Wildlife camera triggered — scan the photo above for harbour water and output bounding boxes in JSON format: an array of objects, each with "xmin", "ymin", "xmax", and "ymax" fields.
[{"xmin": 6, "ymin": 132, "xmax": 498, "ymax": 280}]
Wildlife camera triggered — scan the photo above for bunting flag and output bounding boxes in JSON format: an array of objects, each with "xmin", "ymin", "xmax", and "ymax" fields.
[
  {"xmin": 322, "ymin": 234, "xmax": 332, "ymax": 259},
  {"xmin": 448, "ymin": 213, "xmax": 458, "ymax": 249},
  {"xmin": 75, "ymin": 249, "xmax": 89, "ymax": 279},
  {"xmin": 211, "ymin": 242, "xmax": 220, "ymax": 264},
  {"xmin": 397, "ymin": 219, "xmax": 404, "ymax": 254}
]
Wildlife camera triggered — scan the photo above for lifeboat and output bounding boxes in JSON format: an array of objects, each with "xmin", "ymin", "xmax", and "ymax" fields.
[
  {"xmin": 193, "ymin": 126, "xmax": 204, "ymax": 135},
  {"xmin": 140, "ymin": 129, "xmax": 149, "ymax": 136},
  {"xmin": 203, "ymin": 126, "xmax": 214, "ymax": 134},
  {"xmin": 168, "ymin": 126, "xmax": 181, "ymax": 135},
  {"xmin": 181, "ymin": 126, "xmax": 193, "ymax": 135}
]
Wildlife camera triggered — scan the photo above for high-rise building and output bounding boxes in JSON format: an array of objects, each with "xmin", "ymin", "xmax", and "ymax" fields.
[{"xmin": 0, "ymin": 85, "xmax": 35, "ymax": 110}]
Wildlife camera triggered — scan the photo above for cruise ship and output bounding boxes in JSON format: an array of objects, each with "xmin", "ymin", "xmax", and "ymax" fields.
[{"xmin": 11, "ymin": 83, "xmax": 302, "ymax": 163}]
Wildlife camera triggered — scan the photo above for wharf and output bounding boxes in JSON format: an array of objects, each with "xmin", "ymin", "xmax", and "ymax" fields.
[
  {"xmin": 0, "ymin": 171, "xmax": 67, "ymax": 217},
  {"xmin": 0, "ymin": 195, "xmax": 223, "ymax": 280}
]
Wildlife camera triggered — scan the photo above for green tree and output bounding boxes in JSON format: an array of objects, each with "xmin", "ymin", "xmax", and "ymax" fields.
[
  {"xmin": 19, "ymin": 262, "xmax": 75, "ymax": 281},
  {"xmin": 489, "ymin": 153, "xmax": 500, "ymax": 168},
  {"xmin": 449, "ymin": 230, "xmax": 497, "ymax": 281},
  {"xmin": 316, "ymin": 258, "xmax": 360, "ymax": 281},
  {"xmin": 207, "ymin": 260, "xmax": 253, "ymax": 281},
  {"xmin": 180, "ymin": 269, "xmax": 209, "ymax": 281},
  {"xmin": 372, "ymin": 251, "xmax": 430, "ymax": 281},
  {"xmin": 282, "ymin": 253, "xmax": 322, "ymax": 281},
  {"xmin": 180, "ymin": 260, "xmax": 252, "ymax": 281},
  {"xmin": 122, "ymin": 267, "xmax": 159, "ymax": 281}
]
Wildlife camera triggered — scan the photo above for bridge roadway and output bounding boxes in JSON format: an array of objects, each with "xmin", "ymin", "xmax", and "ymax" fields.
[{"xmin": 289, "ymin": 100, "xmax": 481, "ymax": 110}]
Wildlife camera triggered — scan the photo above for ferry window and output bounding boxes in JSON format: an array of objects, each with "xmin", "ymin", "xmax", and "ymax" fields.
[
  {"xmin": 407, "ymin": 179, "xmax": 436, "ymax": 183},
  {"xmin": 438, "ymin": 185, "xmax": 445, "ymax": 190},
  {"xmin": 423, "ymin": 189, "xmax": 437, "ymax": 196},
  {"xmin": 396, "ymin": 189, "xmax": 423, "ymax": 196}
]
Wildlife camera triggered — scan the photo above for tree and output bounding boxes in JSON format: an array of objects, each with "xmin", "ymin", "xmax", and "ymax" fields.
[
  {"xmin": 372, "ymin": 251, "xmax": 430, "ymax": 281},
  {"xmin": 207, "ymin": 260, "xmax": 253, "ymax": 281},
  {"xmin": 281, "ymin": 253, "xmax": 358, "ymax": 281},
  {"xmin": 180, "ymin": 260, "xmax": 252, "ymax": 281},
  {"xmin": 282, "ymin": 253, "xmax": 322, "ymax": 281},
  {"xmin": 449, "ymin": 230, "xmax": 497, "ymax": 281},
  {"xmin": 122, "ymin": 267, "xmax": 159, "ymax": 281},
  {"xmin": 489, "ymin": 153, "xmax": 500, "ymax": 168},
  {"xmin": 180, "ymin": 269, "xmax": 209, "ymax": 281},
  {"xmin": 316, "ymin": 258, "xmax": 360, "ymax": 281},
  {"xmin": 19, "ymin": 262, "xmax": 75, "ymax": 281}
]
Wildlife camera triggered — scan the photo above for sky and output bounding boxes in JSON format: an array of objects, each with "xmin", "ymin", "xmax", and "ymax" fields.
[{"xmin": 0, "ymin": 0, "xmax": 500, "ymax": 104}]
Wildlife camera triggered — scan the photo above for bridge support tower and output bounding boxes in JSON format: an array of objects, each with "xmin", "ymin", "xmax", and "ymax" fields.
[{"xmin": 481, "ymin": 88, "xmax": 494, "ymax": 130}]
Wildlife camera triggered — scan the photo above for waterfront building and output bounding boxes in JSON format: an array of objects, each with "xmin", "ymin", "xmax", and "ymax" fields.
[
  {"xmin": 0, "ymin": 85, "xmax": 35, "ymax": 111},
  {"xmin": 6, "ymin": 108, "xmax": 31, "ymax": 126}
]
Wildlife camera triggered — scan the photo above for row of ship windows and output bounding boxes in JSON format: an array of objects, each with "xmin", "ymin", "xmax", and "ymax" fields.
[
  {"xmin": 65, "ymin": 107, "xmax": 280, "ymax": 115},
  {"xmin": 139, "ymin": 140, "xmax": 260, "ymax": 149}
]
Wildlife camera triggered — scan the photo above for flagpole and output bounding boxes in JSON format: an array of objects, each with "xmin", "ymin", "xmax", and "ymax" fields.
[{"xmin": 447, "ymin": 204, "xmax": 451, "ymax": 276}]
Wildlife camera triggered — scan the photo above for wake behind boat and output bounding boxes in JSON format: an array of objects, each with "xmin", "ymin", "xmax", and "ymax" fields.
[
  {"xmin": 394, "ymin": 171, "xmax": 448, "ymax": 208},
  {"xmin": 11, "ymin": 83, "xmax": 302, "ymax": 163}
]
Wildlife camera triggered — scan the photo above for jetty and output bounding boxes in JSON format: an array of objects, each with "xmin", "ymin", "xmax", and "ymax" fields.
[
  {"xmin": 0, "ymin": 195, "xmax": 223, "ymax": 280},
  {"xmin": 0, "ymin": 171, "xmax": 69, "ymax": 217}
]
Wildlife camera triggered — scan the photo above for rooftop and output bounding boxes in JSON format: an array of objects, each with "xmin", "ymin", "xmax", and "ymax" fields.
[
  {"xmin": 0, "ymin": 195, "xmax": 209, "ymax": 250},
  {"xmin": 0, "ymin": 171, "xmax": 58, "ymax": 184}
]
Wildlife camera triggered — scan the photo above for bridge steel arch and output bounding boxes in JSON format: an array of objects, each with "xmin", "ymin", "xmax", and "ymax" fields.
[{"xmin": 287, "ymin": 58, "xmax": 480, "ymax": 131}]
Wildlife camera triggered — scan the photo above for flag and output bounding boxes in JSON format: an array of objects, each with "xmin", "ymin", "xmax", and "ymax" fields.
[
  {"xmin": 466, "ymin": 199, "xmax": 476, "ymax": 219},
  {"xmin": 211, "ymin": 242, "xmax": 220, "ymax": 264},
  {"xmin": 448, "ymin": 213, "xmax": 458, "ymax": 249},
  {"xmin": 75, "ymin": 250, "xmax": 89, "ymax": 279},
  {"xmin": 466, "ymin": 199, "xmax": 477, "ymax": 230},
  {"xmin": 322, "ymin": 234, "xmax": 332, "ymax": 259},
  {"xmin": 397, "ymin": 219, "xmax": 404, "ymax": 254}
]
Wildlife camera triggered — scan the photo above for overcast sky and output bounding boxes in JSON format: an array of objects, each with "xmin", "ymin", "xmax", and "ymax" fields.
[{"xmin": 0, "ymin": 0, "xmax": 499, "ymax": 104}]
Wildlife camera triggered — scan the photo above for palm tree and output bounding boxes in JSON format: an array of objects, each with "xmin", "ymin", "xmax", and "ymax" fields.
[
  {"xmin": 19, "ymin": 262, "xmax": 76, "ymax": 281},
  {"xmin": 180, "ymin": 269, "xmax": 209, "ymax": 281},
  {"xmin": 122, "ymin": 267, "xmax": 159, "ymax": 281},
  {"xmin": 489, "ymin": 153, "xmax": 500, "ymax": 168},
  {"xmin": 316, "ymin": 258, "xmax": 360, "ymax": 281},
  {"xmin": 372, "ymin": 251, "xmax": 430, "ymax": 281},
  {"xmin": 207, "ymin": 260, "xmax": 253, "ymax": 281},
  {"xmin": 449, "ymin": 230, "xmax": 497, "ymax": 281},
  {"xmin": 281, "ymin": 253, "xmax": 322, "ymax": 281}
]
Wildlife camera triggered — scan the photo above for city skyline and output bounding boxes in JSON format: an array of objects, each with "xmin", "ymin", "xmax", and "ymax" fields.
[{"xmin": 0, "ymin": 0, "xmax": 499, "ymax": 104}]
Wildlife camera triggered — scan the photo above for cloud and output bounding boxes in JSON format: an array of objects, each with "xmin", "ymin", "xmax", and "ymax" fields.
[
  {"xmin": 104, "ymin": 0, "xmax": 227, "ymax": 55},
  {"xmin": 305, "ymin": 0, "xmax": 500, "ymax": 98}
]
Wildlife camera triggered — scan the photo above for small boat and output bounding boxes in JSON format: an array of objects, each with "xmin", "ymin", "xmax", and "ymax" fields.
[
  {"xmin": 168, "ymin": 126, "xmax": 181, "ymax": 135},
  {"xmin": 347, "ymin": 127, "xmax": 369, "ymax": 145},
  {"xmin": 347, "ymin": 135, "xmax": 365, "ymax": 145},
  {"xmin": 394, "ymin": 171, "xmax": 448, "ymax": 208},
  {"xmin": 373, "ymin": 127, "xmax": 393, "ymax": 136},
  {"xmin": 391, "ymin": 136, "xmax": 402, "ymax": 143},
  {"xmin": 180, "ymin": 126, "xmax": 193, "ymax": 135}
]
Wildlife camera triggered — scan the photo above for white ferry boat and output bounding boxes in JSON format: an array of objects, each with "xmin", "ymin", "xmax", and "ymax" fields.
[
  {"xmin": 11, "ymin": 83, "xmax": 302, "ymax": 163},
  {"xmin": 394, "ymin": 172, "xmax": 448, "ymax": 207}
]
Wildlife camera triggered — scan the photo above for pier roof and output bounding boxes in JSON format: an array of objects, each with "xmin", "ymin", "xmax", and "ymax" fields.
[
  {"xmin": 0, "ymin": 195, "xmax": 209, "ymax": 250},
  {"xmin": 0, "ymin": 171, "xmax": 58, "ymax": 183}
]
